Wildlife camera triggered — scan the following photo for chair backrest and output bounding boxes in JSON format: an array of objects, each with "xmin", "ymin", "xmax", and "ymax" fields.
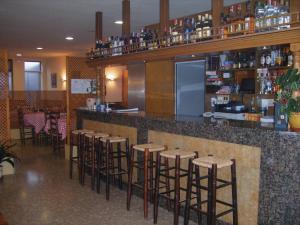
[{"xmin": 49, "ymin": 112, "xmax": 60, "ymax": 134}]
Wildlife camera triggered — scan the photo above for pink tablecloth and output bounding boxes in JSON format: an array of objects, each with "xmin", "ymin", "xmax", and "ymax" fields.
[
  {"xmin": 44, "ymin": 118, "xmax": 67, "ymax": 140},
  {"xmin": 23, "ymin": 112, "xmax": 45, "ymax": 134}
]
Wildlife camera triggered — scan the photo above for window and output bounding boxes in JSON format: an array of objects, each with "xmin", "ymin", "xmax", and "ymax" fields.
[
  {"xmin": 8, "ymin": 59, "xmax": 13, "ymax": 91},
  {"xmin": 24, "ymin": 61, "xmax": 41, "ymax": 91}
]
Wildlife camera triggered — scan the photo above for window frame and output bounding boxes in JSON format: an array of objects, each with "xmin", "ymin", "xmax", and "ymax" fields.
[{"xmin": 24, "ymin": 61, "xmax": 42, "ymax": 91}]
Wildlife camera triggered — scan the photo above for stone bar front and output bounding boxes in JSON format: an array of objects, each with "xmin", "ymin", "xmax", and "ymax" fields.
[{"xmin": 76, "ymin": 108, "xmax": 300, "ymax": 225}]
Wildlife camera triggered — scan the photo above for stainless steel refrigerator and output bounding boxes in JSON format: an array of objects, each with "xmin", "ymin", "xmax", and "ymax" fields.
[{"xmin": 175, "ymin": 60, "xmax": 205, "ymax": 117}]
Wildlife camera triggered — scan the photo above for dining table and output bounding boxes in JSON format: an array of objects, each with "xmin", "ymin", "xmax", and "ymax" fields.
[{"xmin": 23, "ymin": 111, "xmax": 67, "ymax": 140}]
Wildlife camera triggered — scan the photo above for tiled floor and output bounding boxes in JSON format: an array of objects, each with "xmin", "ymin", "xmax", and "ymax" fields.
[{"xmin": 0, "ymin": 143, "xmax": 197, "ymax": 225}]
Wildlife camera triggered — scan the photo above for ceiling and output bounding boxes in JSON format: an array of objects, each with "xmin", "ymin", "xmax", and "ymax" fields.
[{"xmin": 0, "ymin": 0, "xmax": 243, "ymax": 59}]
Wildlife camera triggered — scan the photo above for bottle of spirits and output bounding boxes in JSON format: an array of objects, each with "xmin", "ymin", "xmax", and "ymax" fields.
[
  {"xmin": 287, "ymin": 48, "xmax": 294, "ymax": 67},
  {"xmin": 171, "ymin": 19, "xmax": 179, "ymax": 45},
  {"xmin": 261, "ymin": 53, "xmax": 266, "ymax": 67},
  {"xmin": 255, "ymin": 2, "xmax": 265, "ymax": 31},
  {"xmin": 195, "ymin": 15, "xmax": 203, "ymax": 42},
  {"xmin": 244, "ymin": 0, "xmax": 255, "ymax": 34}
]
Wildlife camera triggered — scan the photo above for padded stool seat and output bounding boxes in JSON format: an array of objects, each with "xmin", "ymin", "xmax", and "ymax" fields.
[
  {"xmin": 85, "ymin": 132, "xmax": 109, "ymax": 139},
  {"xmin": 160, "ymin": 149, "xmax": 196, "ymax": 159},
  {"xmin": 101, "ymin": 136, "xmax": 127, "ymax": 143},
  {"xmin": 72, "ymin": 129, "xmax": 95, "ymax": 135},
  {"xmin": 133, "ymin": 144, "xmax": 165, "ymax": 152},
  {"xmin": 193, "ymin": 156, "xmax": 233, "ymax": 169}
]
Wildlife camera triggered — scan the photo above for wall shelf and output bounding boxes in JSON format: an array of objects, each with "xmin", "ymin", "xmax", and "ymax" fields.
[{"xmin": 87, "ymin": 28, "xmax": 300, "ymax": 67}]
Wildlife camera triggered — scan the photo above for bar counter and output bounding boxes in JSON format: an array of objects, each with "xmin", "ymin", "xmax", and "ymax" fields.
[{"xmin": 76, "ymin": 108, "xmax": 300, "ymax": 225}]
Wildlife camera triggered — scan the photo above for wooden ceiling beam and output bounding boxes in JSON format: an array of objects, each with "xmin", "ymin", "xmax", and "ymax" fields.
[
  {"xmin": 212, "ymin": 0, "xmax": 223, "ymax": 28},
  {"xmin": 95, "ymin": 11, "xmax": 103, "ymax": 41},
  {"xmin": 122, "ymin": 0, "xmax": 131, "ymax": 37},
  {"xmin": 160, "ymin": 0, "xmax": 169, "ymax": 36}
]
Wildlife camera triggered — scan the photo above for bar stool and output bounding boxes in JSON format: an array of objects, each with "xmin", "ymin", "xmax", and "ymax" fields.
[
  {"xmin": 98, "ymin": 136, "xmax": 129, "ymax": 200},
  {"xmin": 69, "ymin": 129, "xmax": 95, "ymax": 180},
  {"xmin": 153, "ymin": 149, "xmax": 197, "ymax": 225},
  {"xmin": 83, "ymin": 132, "xmax": 109, "ymax": 190},
  {"xmin": 127, "ymin": 143, "xmax": 166, "ymax": 218},
  {"xmin": 184, "ymin": 155, "xmax": 238, "ymax": 225}
]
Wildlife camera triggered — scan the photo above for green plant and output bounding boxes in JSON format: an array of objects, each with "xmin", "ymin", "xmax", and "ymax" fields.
[
  {"xmin": 0, "ymin": 140, "xmax": 18, "ymax": 168},
  {"xmin": 275, "ymin": 69, "xmax": 300, "ymax": 117}
]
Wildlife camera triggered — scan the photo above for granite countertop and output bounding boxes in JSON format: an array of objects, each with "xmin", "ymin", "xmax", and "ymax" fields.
[{"xmin": 77, "ymin": 107, "xmax": 299, "ymax": 135}]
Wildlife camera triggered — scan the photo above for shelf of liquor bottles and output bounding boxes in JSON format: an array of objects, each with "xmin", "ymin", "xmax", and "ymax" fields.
[
  {"xmin": 206, "ymin": 44, "xmax": 294, "ymax": 96},
  {"xmin": 87, "ymin": 0, "xmax": 299, "ymax": 61}
]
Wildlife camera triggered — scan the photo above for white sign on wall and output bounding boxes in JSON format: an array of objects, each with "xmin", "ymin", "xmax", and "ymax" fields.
[{"xmin": 71, "ymin": 79, "xmax": 96, "ymax": 94}]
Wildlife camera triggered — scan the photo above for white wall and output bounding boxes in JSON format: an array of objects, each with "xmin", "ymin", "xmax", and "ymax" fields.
[
  {"xmin": 11, "ymin": 56, "xmax": 66, "ymax": 91},
  {"xmin": 105, "ymin": 66, "xmax": 126, "ymax": 103}
]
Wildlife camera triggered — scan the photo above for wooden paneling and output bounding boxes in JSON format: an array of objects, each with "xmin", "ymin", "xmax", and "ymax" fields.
[
  {"xmin": 0, "ymin": 50, "xmax": 10, "ymax": 140},
  {"xmin": 145, "ymin": 60, "xmax": 174, "ymax": 115},
  {"xmin": 89, "ymin": 28, "xmax": 300, "ymax": 66},
  {"xmin": 159, "ymin": 0, "xmax": 169, "ymax": 36},
  {"xmin": 122, "ymin": 0, "xmax": 130, "ymax": 37},
  {"xmin": 66, "ymin": 57, "xmax": 97, "ymax": 143}
]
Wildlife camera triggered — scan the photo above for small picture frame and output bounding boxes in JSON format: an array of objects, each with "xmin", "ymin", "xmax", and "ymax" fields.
[{"xmin": 51, "ymin": 73, "xmax": 57, "ymax": 88}]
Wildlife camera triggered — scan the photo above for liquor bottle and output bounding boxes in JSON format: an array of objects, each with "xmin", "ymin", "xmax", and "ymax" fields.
[
  {"xmin": 171, "ymin": 19, "xmax": 179, "ymax": 45},
  {"xmin": 236, "ymin": 4, "xmax": 244, "ymax": 32},
  {"xmin": 260, "ymin": 53, "xmax": 266, "ymax": 67},
  {"xmin": 287, "ymin": 48, "xmax": 294, "ymax": 67},
  {"xmin": 139, "ymin": 28, "xmax": 146, "ymax": 51},
  {"xmin": 255, "ymin": 2, "xmax": 265, "ymax": 31},
  {"xmin": 178, "ymin": 19, "xmax": 184, "ymax": 44},
  {"xmin": 244, "ymin": 0, "xmax": 255, "ymax": 33},
  {"xmin": 275, "ymin": 48, "xmax": 283, "ymax": 66},
  {"xmin": 264, "ymin": 0, "xmax": 276, "ymax": 31},
  {"xmin": 220, "ymin": 12, "xmax": 228, "ymax": 39},
  {"xmin": 184, "ymin": 18, "xmax": 192, "ymax": 43},
  {"xmin": 190, "ymin": 17, "xmax": 197, "ymax": 43},
  {"xmin": 195, "ymin": 15, "xmax": 203, "ymax": 41},
  {"xmin": 265, "ymin": 51, "xmax": 272, "ymax": 67},
  {"xmin": 202, "ymin": 13, "xmax": 212, "ymax": 39}
]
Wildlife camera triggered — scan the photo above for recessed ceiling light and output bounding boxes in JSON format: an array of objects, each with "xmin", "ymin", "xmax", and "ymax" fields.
[
  {"xmin": 114, "ymin": 20, "xmax": 123, "ymax": 25},
  {"xmin": 16, "ymin": 53, "xmax": 22, "ymax": 57},
  {"xmin": 36, "ymin": 47, "xmax": 43, "ymax": 50},
  {"xmin": 65, "ymin": 36, "xmax": 74, "ymax": 41}
]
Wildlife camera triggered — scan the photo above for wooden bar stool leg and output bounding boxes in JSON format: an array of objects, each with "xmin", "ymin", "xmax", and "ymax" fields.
[
  {"xmin": 153, "ymin": 152, "xmax": 161, "ymax": 224},
  {"xmin": 207, "ymin": 168, "xmax": 212, "ymax": 225},
  {"xmin": 195, "ymin": 165, "xmax": 202, "ymax": 225},
  {"xmin": 165, "ymin": 157, "xmax": 171, "ymax": 211},
  {"xmin": 106, "ymin": 140, "xmax": 110, "ymax": 200},
  {"xmin": 91, "ymin": 137, "xmax": 95, "ymax": 190},
  {"xmin": 183, "ymin": 159, "xmax": 193, "ymax": 225},
  {"xmin": 211, "ymin": 164, "xmax": 217, "ymax": 225},
  {"xmin": 96, "ymin": 141, "xmax": 101, "ymax": 193},
  {"xmin": 69, "ymin": 137, "xmax": 73, "ymax": 179},
  {"xmin": 127, "ymin": 145, "xmax": 134, "ymax": 210},
  {"xmin": 174, "ymin": 155, "xmax": 181, "ymax": 225},
  {"xmin": 144, "ymin": 148, "xmax": 149, "ymax": 218},
  {"xmin": 149, "ymin": 152, "xmax": 154, "ymax": 203},
  {"xmin": 231, "ymin": 159, "xmax": 238, "ymax": 225},
  {"xmin": 117, "ymin": 142, "xmax": 123, "ymax": 189}
]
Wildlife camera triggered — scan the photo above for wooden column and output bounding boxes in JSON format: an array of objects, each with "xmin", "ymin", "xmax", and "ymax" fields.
[
  {"xmin": 291, "ymin": 43, "xmax": 300, "ymax": 70},
  {"xmin": 97, "ymin": 66, "xmax": 106, "ymax": 102},
  {"xmin": 160, "ymin": 0, "xmax": 169, "ymax": 36},
  {"xmin": 212, "ymin": 0, "xmax": 223, "ymax": 28},
  {"xmin": 0, "ymin": 50, "xmax": 10, "ymax": 140},
  {"xmin": 290, "ymin": 0, "xmax": 300, "ymax": 27},
  {"xmin": 122, "ymin": 0, "xmax": 131, "ymax": 37},
  {"xmin": 95, "ymin": 11, "xmax": 103, "ymax": 41}
]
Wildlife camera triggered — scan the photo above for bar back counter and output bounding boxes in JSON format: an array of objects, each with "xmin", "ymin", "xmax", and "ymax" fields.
[{"xmin": 76, "ymin": 108, "xmax": 299, "ymax": 225}]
